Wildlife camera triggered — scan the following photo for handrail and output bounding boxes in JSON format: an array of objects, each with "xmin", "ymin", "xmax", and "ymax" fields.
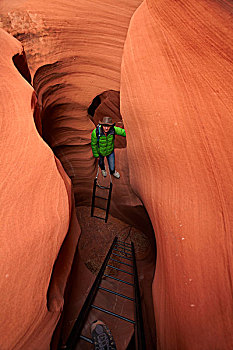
[
  {"xmin": 59, "ymin": 237, "xmax": 147, "ymax": 350},
  {"xmin": 60, "ymin": 237, "xmax": 118, "ymax": 350},
  {"xmin": 132, "ymin": 242, "xmax": 146, "ymax": 350}
]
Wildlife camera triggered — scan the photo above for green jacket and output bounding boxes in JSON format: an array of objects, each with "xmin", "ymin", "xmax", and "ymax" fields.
[{"xmin": 91, "ymin": 125, "xmax": 126, "ymax": 157}]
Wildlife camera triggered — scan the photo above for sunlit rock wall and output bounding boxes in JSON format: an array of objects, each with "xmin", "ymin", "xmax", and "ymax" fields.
[
  {"xmin": 0, "ymin": 0, "xmax": 143, "ymax": 206},
  {"xmin": 121, "ymin": 0, "xmax": 233, "ymax": 349},
  {"xmin": 0, "ymin": 29, "xmax": 79, "ymax": 349}
]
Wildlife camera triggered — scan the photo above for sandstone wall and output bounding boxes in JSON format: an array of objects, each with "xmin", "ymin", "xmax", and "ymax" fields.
[
  {"xmin": 121, "ymin": 0, "xmax": 233, "ymax": 349},
  {"xmin": 0, "ymin": 0, "xmax": 142, "ymax": 206},
  {"xmin": 0, "ymin": 29, "xmax": 79, "ymax": 349}
]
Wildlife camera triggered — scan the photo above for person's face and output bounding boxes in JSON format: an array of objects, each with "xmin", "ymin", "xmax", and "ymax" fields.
[{"xmin": 103, "ymin": 125, "xmax": 110, "ymax": 133}]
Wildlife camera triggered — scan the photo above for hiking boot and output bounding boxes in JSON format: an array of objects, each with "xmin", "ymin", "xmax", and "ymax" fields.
[
  {"xmin": 101, "ymin": 170, "xmax": 107, "ymax": 177},
  {"xmin": 113, "ymin": 171, "xmax": 120, "ymax": 179},
  {"xmin": 91, "ymin": 320, "xmax": 116, "ymax": 350}
]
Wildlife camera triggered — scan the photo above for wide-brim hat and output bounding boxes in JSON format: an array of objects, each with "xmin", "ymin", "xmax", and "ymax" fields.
[{"xmin": 99, "ymin": 117, "xmax": 115, "ymax": 126}]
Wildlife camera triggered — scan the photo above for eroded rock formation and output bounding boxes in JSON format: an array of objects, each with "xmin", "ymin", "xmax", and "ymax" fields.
[
  {"xmin": 1, "ymin": 0, "xmax": 143, "ymax": 206},
  {"xmin": 1, "ymin": 1, "xmax": 157, "ymax": 349},
  {"xmin": 0, "ymin": 29, "xmax": 79, "ymax": 349},
  {"xmin": 3, "ymin": 0, "xmax": 231, "ymax": 348},
  {"xmin": 1, "ymin": 0, "xmax": 155, "ymax": 233},
  {"xmin": 121, "ymin": 0, "xmax": 233, "ymax": 349}
]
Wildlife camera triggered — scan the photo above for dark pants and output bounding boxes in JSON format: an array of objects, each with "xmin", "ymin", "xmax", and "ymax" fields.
[{"xmin": 99, "ymin": 152, "xmax": 115, "ymax": 174}]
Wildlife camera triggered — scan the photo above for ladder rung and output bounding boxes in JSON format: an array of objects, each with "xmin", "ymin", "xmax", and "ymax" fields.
[
  {"xmin": 95, "ymin": 196, "xmax": 108, "ymax": 200},
  {"xmin": 96, "ymin": 207, "xmax": 107, "ymax": 211},
  {"xmin": 104, "ymin": 274, "xmax": 134, "ymax": 286},
  {"xmin": 92, "ymin": 215, "xmax": 106, "ymax": 220},
  {"xmin": 97, "ymin": 184, "xmax": 110, "ymax": 190},
  {"xmin": 99, "ymin": 286, "xmax": 134, "ymax": 301},
  {"xmin": 117, "ymin": 240, "xmax": 132, "ymax": 247},
  {"xmin": 109, "ymin": 257, "xmax": 133, "ymax": 267},
  {"xmin": 91, "ymin": 305, "xmax": 135, "ymax": 324},
  {"xmin": 112, "ymin": 253, "xmax": 132, "ymax": 261},
  {"xmin": 107, "ymin": 264, "xmax": 134, "ymax": 275},
  {"xmin": 80, "ymin": 335, "xmax": 93, "ymax": 344},
  {"xmin": 113, "ymin": 248, "xmax": 132, "ymax": 256},
  {"xmin": 114, "ymin": 245, "xmax": 132, "ymax": 251},
  {"xmin": 115, "ymin": 244, "xmax": 132, "ymax": 252}
]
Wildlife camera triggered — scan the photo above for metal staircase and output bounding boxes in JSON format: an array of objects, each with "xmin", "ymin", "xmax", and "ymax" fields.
[{"xmin": 59, "ymin": 236, "xmax": 146, "ymax": 350}]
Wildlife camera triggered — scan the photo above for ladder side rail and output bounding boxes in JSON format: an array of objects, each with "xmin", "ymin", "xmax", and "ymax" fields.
[
  {"xmin": 61, "ymin": 236, "xmax": 118, "ymax": 350},
  {"xmin": 131, "ymin": 242, "xmax": 147, "ymax": 350},
  {"xmin": 105, "ymin": 182, "xmax": 113, "ymax": 223},
  {"xmin": 91, "ymin": 178, "xmax": 97, "ymax": 217}
]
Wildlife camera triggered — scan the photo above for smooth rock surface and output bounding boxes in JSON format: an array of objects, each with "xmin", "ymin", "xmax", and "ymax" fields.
[
  {"xmin": 0, "ymin": 0, "xmax": 143, "ymax": 206},
  {"xmin": 0, "ymin": 29, "xmax": 80, "ymax": 350},
  {"xmin": 1, "ymin": 1, "xmax": 156, "ymax": 349},
  {"xmin": 121, "ymin": 0, "xmax": 233, "ymax": 349}
]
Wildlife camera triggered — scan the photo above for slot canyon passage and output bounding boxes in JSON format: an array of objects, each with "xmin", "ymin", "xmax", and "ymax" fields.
[{"xmin": 0, "ymin": 0, "xmax": 233, "ymax": 349}]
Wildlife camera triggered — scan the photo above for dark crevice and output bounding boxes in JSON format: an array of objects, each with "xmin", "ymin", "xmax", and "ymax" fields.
[
  {"xmin": 12, "ymin": 50, "xmax": 31, "ymax": 84},
  {"xmin": 33, "ymin": 61, "xmax": 156, "ymax": 349},
  {"xmin": 88, "ymin": 90, "xmax": 126, "ymax": 148},
  {"xmin": 87, "ymin": 90, "xmax": 121, "ymax": 124},
  {"xmin": 13, "ymin": 50, "xmax": 43, "ymax": 135},
  {"xmin": 88, "ymin": 94, "xmax": 101, "ymax": 117}
]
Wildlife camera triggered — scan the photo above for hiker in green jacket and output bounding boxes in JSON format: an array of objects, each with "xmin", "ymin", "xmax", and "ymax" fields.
[{"xmin": 91, "ymin": 117, "xmax": 126, "ymax": 179}]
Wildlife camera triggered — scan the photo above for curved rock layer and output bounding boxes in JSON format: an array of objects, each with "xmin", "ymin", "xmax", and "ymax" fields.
[
  {"xmin": 0, "ymin": 0, "xmax": 142, "ymax": 207},
  {"xmin": 0, "ymin": 0, "xmax": 153, "ymax": 237},
  {"xmin": 121, "ymin": 0, "xmax": 233, "ymax": 349},
  {"xmin": 1, "ymin": 1, "xmax": 158, "ymax": 349},
  {"xmin": 0, "ymin": 29, "xmax": 79, "ymax": 349}
]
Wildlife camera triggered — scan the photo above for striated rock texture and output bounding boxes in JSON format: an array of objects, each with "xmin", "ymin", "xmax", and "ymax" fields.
[
  {"xmin": 0, "ymin": 0, "xmax": 154, "ymax": 242},
  {"xmin": 1, "ymin": 2, "xmax": 159, "ymax": 349},
  {"xmin": 121, "ymin": 0, "xmax": 233, "ymax": 349},
  {"xmin": 0, "ymin": 29, "xmax": 79, "ymax": 349},
  {"xmin": 1, "ymin": 1, "xmax": 158, "ymax": 349},
  {"xmin": 0, "ymin": 0, "xmax": 143, "ymax": 206}
]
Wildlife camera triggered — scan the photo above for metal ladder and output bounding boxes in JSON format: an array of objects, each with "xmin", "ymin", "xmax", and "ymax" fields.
[
  {"xmin": 59, "ymin": 236, "xmax": 146, "ymax": 350},
  {"xmin": 91, "ymin": 166, "xmax": 113, "ymax": 223}
]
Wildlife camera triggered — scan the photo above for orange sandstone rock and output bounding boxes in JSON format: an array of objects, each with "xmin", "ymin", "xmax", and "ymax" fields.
[
  {"xmin": 0, "ymin": 0, "xmax": 142, "ymax": 206},
  {"xmin": 121, "ymin": 0, "xmax": 233, "ymax": 349},
  {"xmin": 1, "ymin": 1, "xmax": 158, "ymax": 348},
  {"xmin": 0, "ymin": 29, "xmax": 79, "ymax": 349}
]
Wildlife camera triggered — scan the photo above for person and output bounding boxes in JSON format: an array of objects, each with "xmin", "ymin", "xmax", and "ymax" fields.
[
  {"xmin": 91, "ymin": 117, "xmax": 126, "ymax": 179},
  {"xmin": 91, "ymin": 320, "xmax": 117, "ymax": 350}
]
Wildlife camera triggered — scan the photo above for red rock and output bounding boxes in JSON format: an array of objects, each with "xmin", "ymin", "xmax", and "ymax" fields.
[
  {"xmin": 0, "ymin": 29, "xmax": 80, "ymax": 349},
  {"xmin": 121, "ymin": 0, "xmax": 233, "ymax": 349},
  {"xmin": 0, "ymin": 0, "xmax": 142, "ymax": 207}
]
